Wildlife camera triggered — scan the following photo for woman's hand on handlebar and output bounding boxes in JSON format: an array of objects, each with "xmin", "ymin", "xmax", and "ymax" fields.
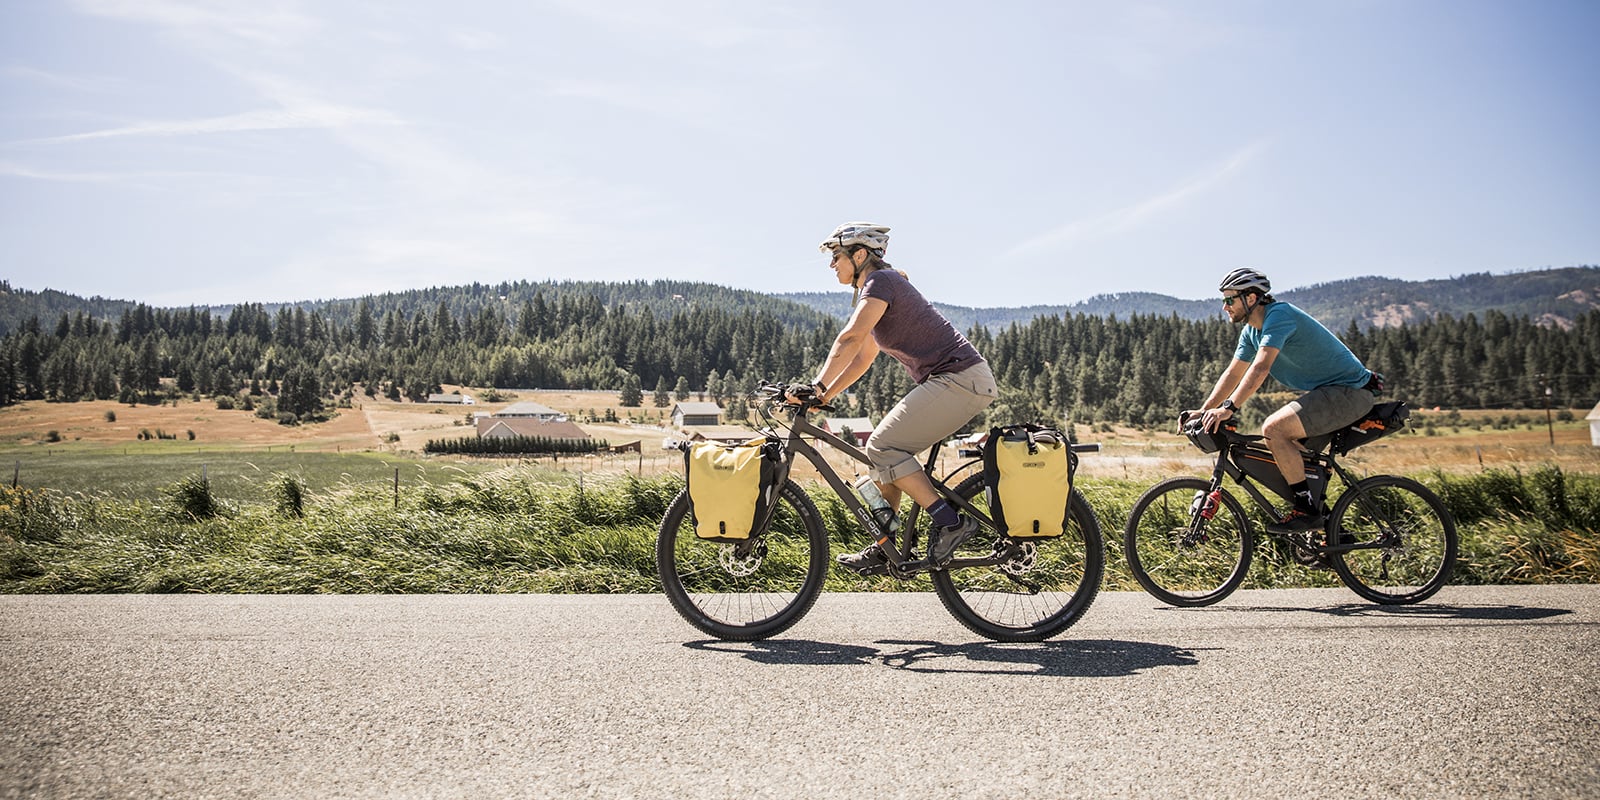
[{"xmin": 780, "ymin": 382, "xmax": 833, "ymax": 412}]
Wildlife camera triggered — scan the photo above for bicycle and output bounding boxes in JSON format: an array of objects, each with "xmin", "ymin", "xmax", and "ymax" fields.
[
  {"xmin": 1122, "ymin": 409, "xmax": 1457, "ymax": 607},
  {"xmin": 655, "ymin": 382, "xmax": 1105, "ymax": 642}
]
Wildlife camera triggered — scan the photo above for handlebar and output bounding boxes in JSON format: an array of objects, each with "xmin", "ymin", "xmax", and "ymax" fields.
[{"xmin": 755, "ymin": 381, "xmax": 835, "ymax": 414}]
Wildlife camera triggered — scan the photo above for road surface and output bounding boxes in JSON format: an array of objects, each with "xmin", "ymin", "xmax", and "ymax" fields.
[{"xmin": 2, "ymin": 585, "xmax": 1597, "ymax": 799}]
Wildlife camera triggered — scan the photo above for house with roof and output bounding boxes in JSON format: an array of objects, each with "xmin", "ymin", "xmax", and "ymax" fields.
[
  {"xmin": 672, "ymin": 402, "xmax": 722, "ymax": 428},
  {"xmin": 476, "ymin": 417, "xmax": 590, "ymax": 442},
  {"xmin": 685, "ymin": 427, "xmax": 762, "ymax": 446},
  {"xmin": 822, "ymin": 416, "xmax": 875, "ymax": 446},
  {"xmin": 494, "ymin": 401, "xmax": 567, "ymax": 422},
  {"xmin": 1587, "ymin": 400, "xmax": 1600, "ymax": 446},
  {"xmin": 427, "ymin": 392, "xmax": 475, "ymax": 404}
]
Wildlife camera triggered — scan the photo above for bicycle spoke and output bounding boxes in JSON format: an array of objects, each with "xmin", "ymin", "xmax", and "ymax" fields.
[
  {"xmin": 931, "ymin": 476, "xmax": 1104, "ymax": 642},
  {"xmin": 656, "ymin": 482, "xmax": 828, "ymax": 640},
  {"xmin": 1123, "ymin": 479, "xmax": 1253, "ymax": 607},
  {"xmin": 1329, "ymin": 475, "xmax": 1456, "ymax": 604}
]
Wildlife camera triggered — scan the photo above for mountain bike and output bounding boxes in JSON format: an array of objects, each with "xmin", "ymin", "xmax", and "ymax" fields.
[
  {"xmin": 656, "ymin": 382, "xmax": 1105, "ymax": 642},
  {"xmin": 1122, "ymin": 411, "xmax": 1456, "ymax": 606}
]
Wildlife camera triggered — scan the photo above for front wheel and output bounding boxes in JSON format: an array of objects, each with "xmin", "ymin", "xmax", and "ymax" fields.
[
  {"xmin": 1123, "ymin": 478, "xmax": 1254, "ymax": 606},
  {"xmin": 930, "ymin": 474, "xmax": 1104, "ymax": 642},
  {"xmin": 1328, "ymin": 475, "xmax": 1456, "ymax": 604},
  {"xmin": 656, "ymin": 479, "xmax": 829, "ymax": 640}
]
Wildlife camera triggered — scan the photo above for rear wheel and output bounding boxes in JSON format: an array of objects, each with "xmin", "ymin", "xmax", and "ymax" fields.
[
  {"xmin": 656, "ymin": 479, "xmax": 828, "ymax": 640},
  {"xmin": 930, "ymin": 474, "xmax": 1104, "ymax": 642},
  {"xmin": 1328, "ymin": 475, "xmax": 1456, "ymax": 604},
  {"xmin": 1123, "ymin": 478, "xmax": 1254, "ymax": 606}
]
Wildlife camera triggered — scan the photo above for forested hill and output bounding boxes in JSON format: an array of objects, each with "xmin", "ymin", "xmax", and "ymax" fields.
[
  {"xmin": 3, "ymin": 266, "xmax": 1595, "ymax": 337},
  {"xmin": 780, "ymin": 265, "xmax": 1600, "ymax": 330},
  {"xmin": 0, "ymin": 279, "xmax": 834, "ymax": 339},
  {"xmin": 3, "ymin": 275, "xmax": 1596, "ymax": 423}
]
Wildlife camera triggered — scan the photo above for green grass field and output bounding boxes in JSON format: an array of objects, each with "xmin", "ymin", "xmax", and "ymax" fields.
[
  {"xmin": 2, "ymin": 458, "xmax": 1596, "ymax": 594},
  {"xmin": 0, "ymin": 449, "xmax": 538, "ymax": 504}
]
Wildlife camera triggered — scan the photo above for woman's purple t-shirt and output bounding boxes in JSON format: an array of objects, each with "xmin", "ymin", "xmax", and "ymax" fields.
[{"xmin": 859, "ymin": 268, "xmax": 984, "ymax": 383}]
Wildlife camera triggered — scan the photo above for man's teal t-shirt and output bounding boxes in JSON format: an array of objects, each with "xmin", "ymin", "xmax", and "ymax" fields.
[{"xmin": 1233, "ymin": 302, "xmax": 1369, "ymax": 391}]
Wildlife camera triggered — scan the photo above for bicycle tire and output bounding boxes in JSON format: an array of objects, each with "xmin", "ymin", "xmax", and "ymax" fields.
[
  {"xmin": 1123, "ymin": 478, "xmax": 1254, "ymax": 607},
  {"xmin": 1328, "ymin": 475, "xmax": 1456, "ymax": 604},
  {"xmin": 930, "ymin": 473, "xmax": 1104, "ymax": 642},
  {"xmin": 656, "ymin": 478, "xmax": 829, "ymax": 640}
]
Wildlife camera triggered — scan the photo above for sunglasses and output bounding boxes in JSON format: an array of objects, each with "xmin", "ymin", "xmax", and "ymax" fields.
[
  {"xmin": 827, "ymin": 251, "xmax": 847, "ymax": 267},
  {"xmin": 1222, "ymin": 293, "xmax": 1245, "ymax": 307}
]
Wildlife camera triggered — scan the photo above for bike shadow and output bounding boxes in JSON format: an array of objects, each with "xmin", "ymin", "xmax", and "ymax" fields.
[
  {"xmin": 1179, "ymin": 603, "xmax": 1573, "ymax": 621},
  {"xmin": 685, "ymin": 638, "xmax": 1204, "ymax": 677}
]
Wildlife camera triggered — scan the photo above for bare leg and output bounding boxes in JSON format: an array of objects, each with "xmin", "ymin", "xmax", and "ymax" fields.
[
  {"xmin": 888, "ymin": 471, "xmax": 940, "ymax": 510},
  {"xmin": 1261, "ymin": 406, "xmax": 1310, "ymax": 487}
]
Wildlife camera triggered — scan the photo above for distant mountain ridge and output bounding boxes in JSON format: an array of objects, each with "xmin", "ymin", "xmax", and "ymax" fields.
[
  {"xmin": 2, "ymin": 266, "xmax": 1596, "ymax": 337},
  {"xmin": 780, "ymin": 266, "xmax": 1600, "ymax": 331}
]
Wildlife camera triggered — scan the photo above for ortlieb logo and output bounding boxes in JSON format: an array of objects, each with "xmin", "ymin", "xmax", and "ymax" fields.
[
  {"xmin": 712, "ymin": 463, "xmax": 735, "ymax": 471},
  {"xmin": 1022, "ymin": 461, "xmax": 1045, "ymax": 468}
]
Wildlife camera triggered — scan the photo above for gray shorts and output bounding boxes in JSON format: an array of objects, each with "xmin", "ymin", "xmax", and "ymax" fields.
[
  {"xmin": 865, "ymin": 362, "xmax": 998, "ymax": 484},
  {"xmin": 1287, "ymin": 384, "xmax": 1377, "ymax": 437}
]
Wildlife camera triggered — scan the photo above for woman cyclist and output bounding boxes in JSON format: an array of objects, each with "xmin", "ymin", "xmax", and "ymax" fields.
[{"xmin": 791, "ymin": 222, "xmax": 998, "ymax": 574}]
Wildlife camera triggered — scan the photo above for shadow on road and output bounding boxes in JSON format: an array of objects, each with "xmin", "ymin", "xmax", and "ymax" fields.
[
  {"xmin": 686, "ymin": 638, "xmax": 1204, "ymax": 677},
  {"xmin": 1164, "ymin": 603, "xmax": 1574, "ymax": 621}
]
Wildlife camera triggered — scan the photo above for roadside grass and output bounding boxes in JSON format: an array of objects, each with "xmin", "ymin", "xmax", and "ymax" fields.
[
  {"xmin": 1, "ymin": 464, "xmax": 1596, "ymax": 594},
  {"xmin": 0, "ymin": 450, "xmax": 523, "ymax": 503}
]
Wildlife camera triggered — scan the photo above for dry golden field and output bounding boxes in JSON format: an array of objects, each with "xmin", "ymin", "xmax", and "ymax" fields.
[{"xmin": 1, "ymin": 387, "xmax": 1596, "ymax": 481}]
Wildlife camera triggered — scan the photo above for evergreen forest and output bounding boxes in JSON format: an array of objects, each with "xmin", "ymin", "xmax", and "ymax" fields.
[{"xmin": 1, "ymin": 278, "xmax": 1597, "ymax": 429}]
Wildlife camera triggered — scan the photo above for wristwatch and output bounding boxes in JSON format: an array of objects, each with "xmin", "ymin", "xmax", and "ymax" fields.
[{"xmin": 1219, "ymin": 399, "xmax": 1238, "ymax": 412}]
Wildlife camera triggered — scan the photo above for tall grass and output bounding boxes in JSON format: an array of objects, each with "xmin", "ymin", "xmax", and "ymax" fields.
[{"xmin": 0, "ymin": 464, "xmax": 1595, "ymax": 593}]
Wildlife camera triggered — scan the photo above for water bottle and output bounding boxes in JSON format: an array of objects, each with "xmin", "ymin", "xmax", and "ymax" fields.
[{"xmin": 852, "ymin": 475, "xmax": 899, "ymax": 535}]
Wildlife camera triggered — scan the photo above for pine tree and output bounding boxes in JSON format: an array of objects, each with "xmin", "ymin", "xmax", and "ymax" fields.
[{"xmin": 619, "ymin": 372, "xmax": 643, "ymax": 407}]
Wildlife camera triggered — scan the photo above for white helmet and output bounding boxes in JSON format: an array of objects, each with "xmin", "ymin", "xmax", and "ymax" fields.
[
  {"xmin": 819, "ymin": 222, "xmax": 890, "ymax": 255},
  {"xmin": 1218, "ymin": 267, "xmax": 1271, "ymax": 295}
]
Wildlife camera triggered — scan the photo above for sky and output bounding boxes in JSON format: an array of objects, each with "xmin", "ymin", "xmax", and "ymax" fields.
[{"xmin": 1, "ymin": 1, "xmax": 1597, "ymax": 309}]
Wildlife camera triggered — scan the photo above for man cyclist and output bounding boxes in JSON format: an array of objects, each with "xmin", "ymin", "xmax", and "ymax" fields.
[
  {"xmin": 1189, "ymin": 268, "xmax": 1380, "ymax": 533},
  {"xmin": 790, "ymin": 222, "xmax": 997, "ymax": 574}
]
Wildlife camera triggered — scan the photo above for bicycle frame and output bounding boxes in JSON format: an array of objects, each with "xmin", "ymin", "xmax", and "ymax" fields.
[
  {"xmin": 759, "ymin": 405, "xmax": 1005, "ymax": 577},
  {"xmin": 1197, "ymin": 427, "xmax": 1387, "ymax": 558}
]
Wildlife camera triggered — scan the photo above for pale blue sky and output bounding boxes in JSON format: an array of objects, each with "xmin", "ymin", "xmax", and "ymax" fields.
[{"xmin": 2, "ymin": 1, "xmax": 1596, "ymax": 308}]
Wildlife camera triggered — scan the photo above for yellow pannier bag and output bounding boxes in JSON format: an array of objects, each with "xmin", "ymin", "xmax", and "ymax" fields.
[
  {"xmin": 684, "ymin": 437, "xmax": 778, "ymax": 542},
  {"xmin": 983, "ymin": 424, "xmax": 1075, "ymax": 539}
]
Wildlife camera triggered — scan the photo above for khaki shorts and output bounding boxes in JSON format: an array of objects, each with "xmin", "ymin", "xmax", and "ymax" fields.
[
  {"xmin": 1288, "ymin": 384, "xmax": 1377, "ymax": 437},
  {"xmin": 865, "ymin": 362, "xmax": 998, "ymax": 484}
]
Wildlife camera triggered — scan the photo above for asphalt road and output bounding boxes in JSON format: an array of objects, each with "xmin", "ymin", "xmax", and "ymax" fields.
[{"xmin": 2, "ymin": 585, "xmax": 1597, "ymax": 799}]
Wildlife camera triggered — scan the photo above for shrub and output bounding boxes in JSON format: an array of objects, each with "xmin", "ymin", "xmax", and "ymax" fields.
[
  {"xmin": 160, "ymin": 476, "xmax": 227, "ymax": 520},
  {"xmin": 268, "ymin": 473, "xmax": 308, "ymax": 518},
  {"xmin": 277, "ymin": 412, "xmax": 299, "ymax": 426},
  {"xmin": 104, "ymin": 410, "xmax": 117, "ymax": 422},
  {"xmin": 44, "ymin": 431, "xmax": 61, "ymax": 443},
  {"xmin": 424, "ymin": 434, "xmax": 609, "ymax": 455},
  {"xmin": 215, "ymin": 395, "xmax": 236, "ymax": 410}
]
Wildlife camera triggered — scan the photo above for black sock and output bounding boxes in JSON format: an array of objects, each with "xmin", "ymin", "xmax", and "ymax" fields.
[
  {"xmin": 1289, "ymin": 482, "xmax": 1316, "ymax": 513},
  {"xmin": 929, "ymin": 499, "xmax": 959, "ymax": 528}
]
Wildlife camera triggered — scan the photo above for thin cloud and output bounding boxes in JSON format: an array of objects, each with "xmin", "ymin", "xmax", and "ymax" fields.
[
  {"xmin": 1, "ymin": 66, "xmax": 126, "ymax": 93},
  {"xmin": 1009, "ymin": 140, "xmax": 1269, "ymax": 257},
  {"xmin": 0, "ymin": 161, "xmax": 178, "ymax": 182},
  {"xmin": 71, "ymin": 0, "xmax": 319, "ymax": 48},
  {"xmin": 10, "ymin": 106, "xmax": 403, "ymax": 145}
]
